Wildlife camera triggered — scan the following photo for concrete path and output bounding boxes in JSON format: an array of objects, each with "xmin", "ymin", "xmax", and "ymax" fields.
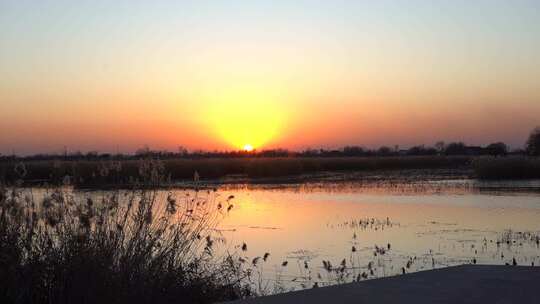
[{"xmin": 227, "ymin": 265, "xmax": 540, "ymax": 304}]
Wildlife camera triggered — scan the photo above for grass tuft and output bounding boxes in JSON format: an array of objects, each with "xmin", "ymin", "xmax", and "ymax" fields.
[{"xmin": 0, "ymin": 159, "xmax": 253, "ymax": 304}]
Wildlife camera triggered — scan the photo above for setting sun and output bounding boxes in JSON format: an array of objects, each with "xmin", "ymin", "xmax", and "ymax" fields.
[{"xmin": 204, "ymin": 85, "xmax": 286, "ymax": 150}]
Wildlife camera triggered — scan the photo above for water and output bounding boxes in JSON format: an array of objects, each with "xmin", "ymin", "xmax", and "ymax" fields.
[
  {"xmin": 32, "ymin": 179, "xmax": 540, "ymax": 293},
  {"xmin": 211, "ymin": 181, "xmax": 540, "ymax": 291}
]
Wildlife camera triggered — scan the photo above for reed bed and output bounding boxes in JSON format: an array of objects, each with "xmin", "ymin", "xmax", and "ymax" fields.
[
  {"xmin": 0, "ymin": 159, "xmax": 254, "ymax": 304},
  {"xmin": 473, "ymin": 157, "xmax": 540, "ymax": 179},
  {"xmin": 0, "ymin": 156, "xmax": 472, "ymax": 187}
]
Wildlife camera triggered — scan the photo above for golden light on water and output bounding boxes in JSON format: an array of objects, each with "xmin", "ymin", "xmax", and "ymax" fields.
[{"xmin": 205, "ymin": 86, "xmax": 285, "ymax": 150}]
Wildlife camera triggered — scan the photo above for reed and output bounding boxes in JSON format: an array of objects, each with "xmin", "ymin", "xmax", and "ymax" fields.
[
  {"xmin": 0, "ymin": 156, "xmax": 472, "ymax": 187},
  {"xmin": 473, "ymin": 156, "xmax": 540, "ymax": 179},
  {"xmin": 0, "ymin": 159, "xmax": 253, "ymax": 304}
]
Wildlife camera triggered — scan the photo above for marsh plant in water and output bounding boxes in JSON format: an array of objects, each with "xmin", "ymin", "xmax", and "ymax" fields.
[{"xmin": 0, "ymin": 159, "xmax": 261, "ymax": 304}]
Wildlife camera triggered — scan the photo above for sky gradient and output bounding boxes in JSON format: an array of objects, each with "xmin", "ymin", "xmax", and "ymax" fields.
[{"xmin": 1, "ymin": 0, "xmax": 540, "ymax": 154}]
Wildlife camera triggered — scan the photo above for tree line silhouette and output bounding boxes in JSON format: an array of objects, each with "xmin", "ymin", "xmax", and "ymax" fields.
[{"xmin": 2, "ymin": 127, "xmax": 539, "ymax": 161}]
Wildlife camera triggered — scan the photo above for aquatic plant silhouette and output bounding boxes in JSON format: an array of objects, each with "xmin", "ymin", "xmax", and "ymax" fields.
[{"xmin": 0, "ymin": 159, "xmax": 255, "ymax": 304}]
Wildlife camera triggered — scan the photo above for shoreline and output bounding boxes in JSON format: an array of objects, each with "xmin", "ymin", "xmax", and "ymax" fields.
[{"xmin": 226, "ymin": 265, "xmax": 540, "ymax": 304}]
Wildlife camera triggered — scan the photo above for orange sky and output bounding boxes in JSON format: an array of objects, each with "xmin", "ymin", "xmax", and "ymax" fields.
[{"xmin": 1, "ymin": 1, "xmax": 540, "ymax": 154}]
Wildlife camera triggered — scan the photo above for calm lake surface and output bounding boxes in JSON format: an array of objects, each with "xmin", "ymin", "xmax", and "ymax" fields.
[
  {"xmin": 52, "ymin": 179, "xmax": 540, "ymax": 292},
  {"xmin": 213, "ymin": 179, "xmax": 540, "ymax": 291}
]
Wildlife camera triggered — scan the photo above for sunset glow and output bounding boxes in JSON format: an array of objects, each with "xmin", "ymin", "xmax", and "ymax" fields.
[
  {"xmin": 204, "ymin": 86, "xmax": 285, "ymax": 150},
  {"xmin": 2, "ymin": 3, "xmax": 540, "ymax": 301},
  {"xmin": 1, "ymin": 1, "xmax": 540, "ymax": 154}
]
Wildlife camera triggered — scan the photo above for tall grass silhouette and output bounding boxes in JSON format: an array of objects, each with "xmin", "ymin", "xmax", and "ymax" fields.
[
  {"xmin": 0, "ymin": 156, "xmax": 472, "ymax": 187},
  {"xmin": 0, "ymin": 159, "xmax": 253, "ymax": 304},
  {"xmin": 473, "ymin": 157, "xmax": 540, "ymax": 179}
]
